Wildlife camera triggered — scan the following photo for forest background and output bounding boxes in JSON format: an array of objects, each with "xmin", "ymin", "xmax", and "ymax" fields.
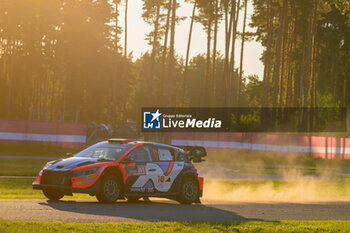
[{"xmin": 0, "ymin": 0, "xmax": 349, "ymax": 133}]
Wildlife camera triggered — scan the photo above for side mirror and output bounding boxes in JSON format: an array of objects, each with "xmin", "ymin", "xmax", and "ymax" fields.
[{"xmin": 65, "ymin": 153, "xmax": 74, "ymax": 158}]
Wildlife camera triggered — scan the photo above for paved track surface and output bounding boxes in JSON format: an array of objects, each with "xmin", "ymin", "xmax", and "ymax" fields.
[{"xmin": 0, "ymin": 199, "xmax": 349, "ymax": 222}]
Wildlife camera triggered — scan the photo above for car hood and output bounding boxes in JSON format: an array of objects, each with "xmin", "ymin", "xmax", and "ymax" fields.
[{"xmin": 45, "ymin": 157, "xmax": 111, "ymax": 171}]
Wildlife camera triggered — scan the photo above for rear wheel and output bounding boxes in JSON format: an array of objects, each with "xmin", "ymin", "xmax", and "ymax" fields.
[
  {"xmin": 178, "ymin": 177, "xmax": 199, "ymax": 204},
  {"xmin": 43, "ymin": 189, "xmax": 64, "ymax": 201},
  {"xmin": 96, "ymin": 174, "xmax": 121, "ymax": 203}
]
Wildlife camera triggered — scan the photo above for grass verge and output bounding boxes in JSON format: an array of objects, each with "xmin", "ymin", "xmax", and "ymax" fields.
[
  {"xmin": 0, "ymin": 178, "xmax": 93, "ymax": 199},
  {"xmin": 0, "ymin": 220, "xmax": 350, "ymax": 233},
  {"xmin": 0, "ymin": 159, "xmax": 48, "ymax": 176}
]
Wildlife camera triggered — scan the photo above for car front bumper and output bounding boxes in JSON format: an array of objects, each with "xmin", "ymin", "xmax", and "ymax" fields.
[{"xmin": 33, "ymin": 183, "xmax": 100, "ymax": 196}]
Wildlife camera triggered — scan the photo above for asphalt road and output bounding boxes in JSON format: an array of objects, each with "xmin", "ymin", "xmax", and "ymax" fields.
[{"xmin": 0, "ymin": 199, "xmax": 349, "ymax": 222}]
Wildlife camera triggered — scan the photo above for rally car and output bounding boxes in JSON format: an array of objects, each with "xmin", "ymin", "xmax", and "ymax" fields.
[{"xmin": 32, "ymin": 139, "xmax": 206, "ymax": 204}]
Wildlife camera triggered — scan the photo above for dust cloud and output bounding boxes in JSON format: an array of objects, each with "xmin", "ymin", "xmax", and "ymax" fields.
[
  {"xmin": 203, "ymin": 179, "xmax": 350, "ymax": 203},
  {"xmin": 200, "ymin": 150, "xmax": 350, "ymax": 203}
]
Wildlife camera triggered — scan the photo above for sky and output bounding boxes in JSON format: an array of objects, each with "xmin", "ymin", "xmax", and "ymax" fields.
[{"xmin": 119, "ymin": 0, "xmax": 264, "ymax": 78}]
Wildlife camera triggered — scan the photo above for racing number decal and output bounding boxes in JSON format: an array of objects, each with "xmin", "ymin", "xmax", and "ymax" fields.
[{"xmin": 126, "ymin": 165, "xmax": 146, "ymax": 176}]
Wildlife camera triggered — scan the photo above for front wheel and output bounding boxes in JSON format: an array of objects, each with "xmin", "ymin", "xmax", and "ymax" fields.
[
  {"xmin": 43, "ymin": 189, "xmax": 64, "ymax": 201},
  {"xmin": 177, "ymin": 177, "xmax": 199, "ymax": 204},
  {"xmin": 96, "ymin": 174, "xmax": 121, "ymax": 203}
]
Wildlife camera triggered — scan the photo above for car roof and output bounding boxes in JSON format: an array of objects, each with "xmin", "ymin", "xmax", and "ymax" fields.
[
  {"xmin": 143, "ymin": 142, "xmax": 178, "ymax": 150},
  {"xmin": 104, "ymin": 139, "xmax": 179, "ymax": 150}
]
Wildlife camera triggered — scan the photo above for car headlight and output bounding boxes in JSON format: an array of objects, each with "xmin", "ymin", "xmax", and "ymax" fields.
[{"xmin": 73, "ymin": 167, "xmax": 100, "ymax": 177}]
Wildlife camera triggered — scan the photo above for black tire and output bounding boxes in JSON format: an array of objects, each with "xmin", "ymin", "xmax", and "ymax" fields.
[
  {"xmin": 126, "ymin": 196, "xmax": 140, "ymax": 202},
  {"xmin": 43, "ymin": 189, "xmax": 64, "ymax": 201},
  {"xmin": 96, "ymin": 174, "xmax": 121, "ymax": 203},
  {"xmin": 177, "ymin": 177, "xmax": 199, "ymax": 204}
]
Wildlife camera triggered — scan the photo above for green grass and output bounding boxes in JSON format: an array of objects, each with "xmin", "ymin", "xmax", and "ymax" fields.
[
  {"xmin": 0, "ymin": 178, "xmax": 93, "ymax": 199},
  {"xmin": 0, "ymin": 220, "xmax": 349, "ymax": 233},
  {"xmin": 0, "ymin": 159, "xmax": 49, "ymax": 176},
  {"xmin": 0, "ymin": 178, "xmax": 42, "ymax": 199},
  {"xmin": 0, "ymin": 144, "xmax": 78, "ymax": 157}
]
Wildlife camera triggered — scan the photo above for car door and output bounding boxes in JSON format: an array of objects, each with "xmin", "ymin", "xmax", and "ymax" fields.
[
  {"xmin": 150, "ymin": 146, "xmax": 185, "ymax": 193},
  {"xmin": 123, "ymin": 145, "xmax": 153, "ymax": 193}
]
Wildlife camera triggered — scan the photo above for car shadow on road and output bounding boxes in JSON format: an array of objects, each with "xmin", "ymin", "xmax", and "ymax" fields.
[{"xmin": 39, "ymin": 199, "xmax": 262, "ymax": 222}]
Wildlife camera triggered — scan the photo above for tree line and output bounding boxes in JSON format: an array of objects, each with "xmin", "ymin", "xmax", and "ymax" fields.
[{"xmin": 0, "ymin": 0, "xmax": 349, "ymax": 127}]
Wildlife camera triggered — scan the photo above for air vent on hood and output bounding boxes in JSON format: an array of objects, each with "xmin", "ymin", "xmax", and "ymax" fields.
[
  {"xmin": 56, "ymin": 166, "xmax": 64, "ymax": 169},
  {"xmin": 77, "ymin": 161, "xmax": 94, "ymax": 167}
]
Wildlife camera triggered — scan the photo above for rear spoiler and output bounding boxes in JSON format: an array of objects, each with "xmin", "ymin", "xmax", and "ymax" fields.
[{"xmin": 173, "ymin": 145, "xmax": 207, "ymax": 163}]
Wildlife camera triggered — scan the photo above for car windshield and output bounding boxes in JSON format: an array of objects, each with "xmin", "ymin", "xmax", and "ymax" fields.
[{"xmin": 74, "ymin": 143, "xmax": 133, "ymax": 161}]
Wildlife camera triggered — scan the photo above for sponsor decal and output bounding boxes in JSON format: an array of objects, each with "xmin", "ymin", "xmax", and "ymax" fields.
[
  {"xmin": 158, "ymin": 175, "xmax": 165, "ymax": 183},
  {"xmin": 86, "ymin": 173, "xmax": 96, "ymax": 179},
  {"xmin": 130, "ymin": 187, "xmax": 141, "ymax": 192},
  {"xmin": 75, "ymin": 178, "xmax": 84, "ymax": 186},
  {"xmin": 130, "ymin": 187, "xmax": 155, "ymax": 193}
]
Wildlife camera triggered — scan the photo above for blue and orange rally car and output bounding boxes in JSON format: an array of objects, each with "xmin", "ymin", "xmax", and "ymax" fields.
[{"xmin": 33, "ymin": 139, "xmax": 206, "ymax": 204}]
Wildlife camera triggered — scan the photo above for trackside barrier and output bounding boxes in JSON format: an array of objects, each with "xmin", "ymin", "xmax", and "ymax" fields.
[
  {"xmin": 0, "ymin": 120, "xmax": 86, "ymax": 149},
  {"xmin": 171, "ymin": 132, "xmax": 350, "ymax": 160}
]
